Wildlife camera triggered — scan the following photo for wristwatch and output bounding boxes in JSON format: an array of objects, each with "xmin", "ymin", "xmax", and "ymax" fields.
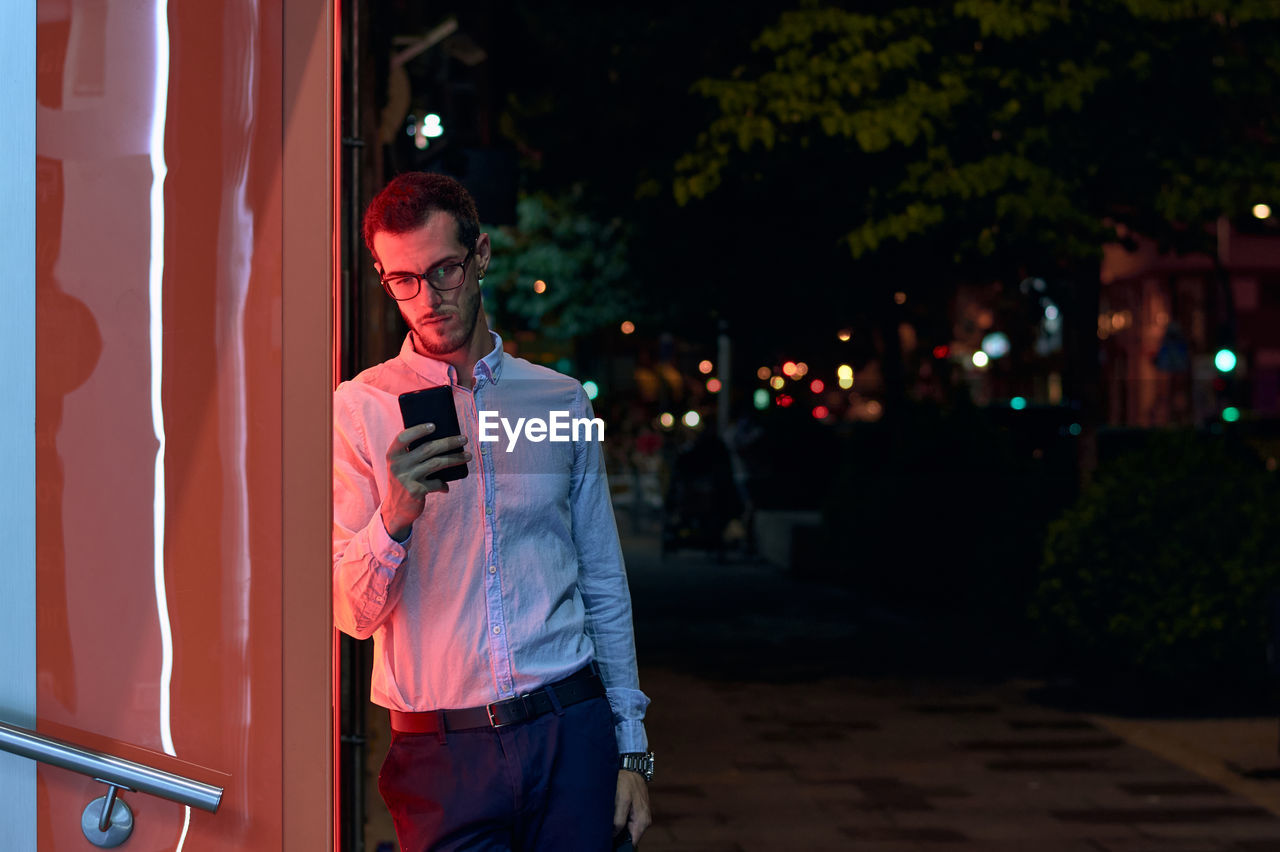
[{"xmin": 619, "ymin": 751, "xmax": 655, "ymax": 782}]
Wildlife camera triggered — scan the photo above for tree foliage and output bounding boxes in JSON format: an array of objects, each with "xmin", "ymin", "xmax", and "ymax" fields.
[
  {"xmin": 675, "ymin": 1, "xmax": 1280, "ymax": 268},
  {"xmin": 484, "ymin": 191, "xmax": 637, "ymax": 340}
]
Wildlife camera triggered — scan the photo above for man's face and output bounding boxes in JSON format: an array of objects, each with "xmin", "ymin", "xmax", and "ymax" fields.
[{"xmin": 372, "ymin": 212, "xmax": 490, "ymax": 358}]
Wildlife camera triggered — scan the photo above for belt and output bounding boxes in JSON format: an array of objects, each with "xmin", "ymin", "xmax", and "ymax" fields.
[{"xmin": 390, "ymin": 664, "xmax": 605, "ymax": 734}]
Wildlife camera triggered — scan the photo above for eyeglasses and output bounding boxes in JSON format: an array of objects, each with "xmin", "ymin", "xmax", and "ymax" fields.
[{"xmin": 379, "ymin": 247, "xmax": 474, "ymax": 300}]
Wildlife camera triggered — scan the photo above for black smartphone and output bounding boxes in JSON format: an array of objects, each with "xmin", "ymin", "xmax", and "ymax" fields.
[{"xmin": 397, "ymin": 386, "xmax": 468, "ymax": 482}]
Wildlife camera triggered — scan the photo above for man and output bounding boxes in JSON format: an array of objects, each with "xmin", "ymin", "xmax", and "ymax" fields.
[{"xmin": 333, "ymin": 171, "xmax": 652, "ymax": 851}]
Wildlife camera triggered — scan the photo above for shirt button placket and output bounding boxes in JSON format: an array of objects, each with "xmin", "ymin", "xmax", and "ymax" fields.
[{"xmin": 475, "ymin": 383, "xmax": 511, "ymax": 696}]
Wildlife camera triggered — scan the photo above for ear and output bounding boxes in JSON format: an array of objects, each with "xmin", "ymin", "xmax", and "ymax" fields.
[{"xmin": 475, "ymin": 232, "xmax": 492, "ymax": 277}]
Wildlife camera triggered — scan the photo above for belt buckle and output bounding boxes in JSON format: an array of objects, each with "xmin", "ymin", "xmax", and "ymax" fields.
[{"xmin": 486, "ymin": 694, "xmax": 530, "ymax": 728}]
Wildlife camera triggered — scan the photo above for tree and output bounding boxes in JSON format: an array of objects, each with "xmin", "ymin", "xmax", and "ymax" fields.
[
  {"xmin": 491, "ymin": 2, "xmax": 829, "ymax": 357},
  {"xmin": 484, "ymin": 190, "xmax": 638, "ymax": 341},
  {"xmin": 674, "ymin": 1, "xmax": 1280, "ymax": 448}
]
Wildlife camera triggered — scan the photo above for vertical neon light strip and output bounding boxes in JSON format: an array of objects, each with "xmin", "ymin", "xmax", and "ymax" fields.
[
  {"xmin": 149, "ymin": 0, "xmax": 172, "ymax": 760},
  {"xmin": 149, "ymin": 0, "xmax": 193, "ymax": 845}
]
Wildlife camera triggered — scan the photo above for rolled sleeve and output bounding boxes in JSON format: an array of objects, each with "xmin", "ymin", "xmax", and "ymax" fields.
[
  {"xmin": 608, "ymin": 688, "xmax": 651, "ymax": 752},
  {"xmin": 333, "ymin": 389, "xmax": 411, "ymax": 640}
]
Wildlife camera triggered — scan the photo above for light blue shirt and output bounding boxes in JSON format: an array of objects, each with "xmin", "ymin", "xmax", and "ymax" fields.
[{"xmin": 333, "ymin": 331, "xmax": 649, "ymax": 752}]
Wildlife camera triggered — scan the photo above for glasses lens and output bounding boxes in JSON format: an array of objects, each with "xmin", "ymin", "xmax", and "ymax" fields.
[
  {"xmin": 384, "ymin": 276, "xmax": 421, "ymax": 300},
  {"xmin": 430, "ymin": 264, "xmax": 464, "ymax": 291}
]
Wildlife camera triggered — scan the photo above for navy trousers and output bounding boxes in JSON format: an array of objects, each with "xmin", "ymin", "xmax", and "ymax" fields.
[{"xmin": 378, "ymin": 694, "xmax": 620, "ymax": 851}]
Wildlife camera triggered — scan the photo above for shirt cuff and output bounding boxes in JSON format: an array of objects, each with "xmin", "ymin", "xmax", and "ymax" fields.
[
  {"xmin": 374, "ymin": 510, "xmax": 410, "ymax": 556},
  {"xmin": 614, "ymin": 719, "xmax": 648, "ymax": 754}
]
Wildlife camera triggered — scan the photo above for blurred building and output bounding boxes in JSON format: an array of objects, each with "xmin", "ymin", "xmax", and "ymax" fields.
[{"xmin": 1099, "ymin": 218, "xmax": 1280, "ymax": 427}]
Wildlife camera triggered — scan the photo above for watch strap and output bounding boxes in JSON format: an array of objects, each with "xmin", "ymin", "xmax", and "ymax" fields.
[{"xmin": 619, "ymin": 751, "xmax": 654, "ymax": 782}]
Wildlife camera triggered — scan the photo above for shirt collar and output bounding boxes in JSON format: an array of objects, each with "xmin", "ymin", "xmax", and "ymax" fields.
[{"xmin": 399, "ymin": 330, "xmax": 505, "ymax": 387}]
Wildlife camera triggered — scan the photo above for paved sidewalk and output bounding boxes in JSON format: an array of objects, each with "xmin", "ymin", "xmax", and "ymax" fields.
[{"xmin": 626, "ymin": 532, "xmax": 1280, "ymax": 852}]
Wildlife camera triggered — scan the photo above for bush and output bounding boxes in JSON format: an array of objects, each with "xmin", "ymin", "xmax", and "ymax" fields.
[{"xmin": 1031, "ymin": 430, "xmax": 1280, "ymax": 685}]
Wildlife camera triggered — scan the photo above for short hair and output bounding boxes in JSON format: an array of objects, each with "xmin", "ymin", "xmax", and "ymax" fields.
[{"xmin": 362, "ymin": 172, "xmax": 480, "ymax": 261}]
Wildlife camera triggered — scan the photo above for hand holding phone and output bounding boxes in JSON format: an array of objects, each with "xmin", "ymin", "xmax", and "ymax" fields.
[
  {"xmin": 380, "ymin": 386, "xmax": 470, "ymax": 542},
  {"xmin": 397, "ymin": 386, "xmax": 469, "ymax": 484}
]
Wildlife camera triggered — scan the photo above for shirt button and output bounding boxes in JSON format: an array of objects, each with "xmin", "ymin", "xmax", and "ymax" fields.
[
  {"xmin": 493, "ymin": 625, "xmax": 502, "ymax": 634},
  {"xmin": 488, "ymin": 565, "xmax": 496, "ymax": 574},
  {"xmin": 485, "ymin": 506, "xmax": 492, "ymax": 515}
]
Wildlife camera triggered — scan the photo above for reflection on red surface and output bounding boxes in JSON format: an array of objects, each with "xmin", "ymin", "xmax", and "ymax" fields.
[{"xmin": 33, "ymin": 0, "xmax": 332, "ymax": 847}]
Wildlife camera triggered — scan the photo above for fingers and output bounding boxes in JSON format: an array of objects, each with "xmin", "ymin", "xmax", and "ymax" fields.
[
  {"xmin": 387, "ymin": 422, "xmax": 436, "ymax": 459},
  {"xmin": 379, "ymin": 425, "xmax": 468, "ymax": 539},
  {"xmin": 387, "ymin": 430, "xmax": 470, "ymax": 496},
  {"xmin": 405, "ymin": 449, "xmax": 471, "ymax": 491},
  {"xmin": 614, "ymin": 772, "xmax": 651, "ymax": 846},
  {"xmin": 409, "ymin": 435, "xmax": 469, "ymax": 472},
  {"xmin": 613, "ymin": 790, "xmax": 629, "ymax": 836},
  {"xmin": 628, "ymin": 797, "xmax": 652, "ymax": 846},
  {"xmin": 387, "ymin": 426, "xmax": 468, "ymax": 471}
]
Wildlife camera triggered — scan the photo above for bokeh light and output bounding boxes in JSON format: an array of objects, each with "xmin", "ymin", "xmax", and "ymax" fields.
[
  {"xmin": 620, "ymin": 320, "xmax": 635, "ymax": 334},
  {"xmin": 533, "ymin": 279, "xmax": 547, "ymax": 294},
  {"xmin": 981, "ymin": 331, "xmax": 1011, "ymax": 359},
  {"xmin": 698, "ymin": 360, "xmax": 714, "ymax": 374},
  {"xmin": 582, "ymin": 380, "xmax": 599, "ymax": 400},
  {"xmin": 682, "ymin": 410, "xmax": 701, "ymax": 428},
  {"xmin": 836, "ymin": 364, "xmax": 854, "ymax": 390}
]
